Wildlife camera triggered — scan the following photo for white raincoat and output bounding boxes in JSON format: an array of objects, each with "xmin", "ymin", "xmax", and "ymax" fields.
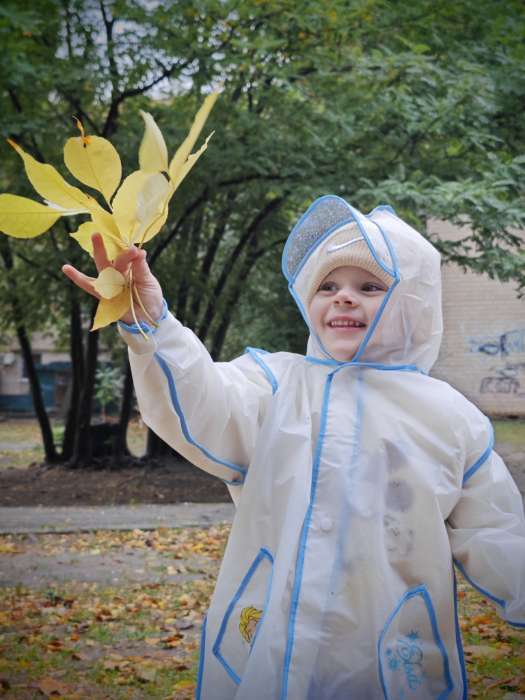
[{"xmin": 119, "ymin": 195, "xmax": 525, "ymax": 700}]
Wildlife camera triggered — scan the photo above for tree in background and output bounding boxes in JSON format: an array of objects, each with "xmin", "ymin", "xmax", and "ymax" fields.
[
  {"xmin": 94, "ymin": 365, "xmax": 123, "ymax": 423},
  {"xmin": 1, "ymin": 0, "xmax": 524, "ymax": 465}
]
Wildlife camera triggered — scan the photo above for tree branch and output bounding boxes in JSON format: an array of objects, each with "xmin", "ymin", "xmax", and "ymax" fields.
[
  {"xmin": 14, "ymin": 252, "xmax": 61, "ymax": 281},
  {"xmin": 149, "ymin": 191, "xmax": 209, "ymax": 267},
  {"xmin": 197, "ymin": 195, "xmax": 285, "ymax": 339}
]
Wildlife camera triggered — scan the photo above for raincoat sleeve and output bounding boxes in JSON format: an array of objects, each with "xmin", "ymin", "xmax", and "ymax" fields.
[
  {"xmin": 117, "ymin": 307, "xmax": 274, "ymax": 493},
  {"xmin": 447, "ymin": 420, "xmax": 525, "ymax": 627}
]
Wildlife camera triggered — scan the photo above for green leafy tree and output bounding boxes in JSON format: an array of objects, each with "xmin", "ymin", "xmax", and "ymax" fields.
[{"xmin": 1, "ymin": 0, "xmax": 524, "ymax": 465}]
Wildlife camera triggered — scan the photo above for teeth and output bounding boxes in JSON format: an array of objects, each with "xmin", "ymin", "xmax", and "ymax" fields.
[{"xmin": 329, "ymin": 320, "xmax": 364, "ymax": 328}]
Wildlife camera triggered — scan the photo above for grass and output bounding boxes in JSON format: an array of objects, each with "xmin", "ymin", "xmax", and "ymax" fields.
[
  {"xmin": 0, "ymin": 527, "xmax": 524, "ymax": 699},
  {"xmin": 0, "ymin": 418, "xmax": 523, "ymax": 472},
  {"xmin": 0, "ymin": 417, "xmax": 147, "ymax": 469},
  {"xmin": 0, "ymin": 580, "xmax": 202, "ymax": 699},
  {"xmin": 493, "ymin": 419, "xmax": 525, "ymax": 448}
]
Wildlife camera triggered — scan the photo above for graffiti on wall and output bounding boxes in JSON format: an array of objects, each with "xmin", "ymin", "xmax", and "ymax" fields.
[
  {"xmin": 480, "ymin": 363, "xmax": 525, "ymax": 395},
  {"xmin": 468, "ymin": 328, "xmax": 525, "ymax": 396},
  {"xmin": 468, "ymin": 328, "xmax": 525, "ymax": 358}
]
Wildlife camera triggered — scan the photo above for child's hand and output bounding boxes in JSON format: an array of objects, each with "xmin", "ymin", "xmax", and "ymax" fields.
[{"xmin": 62, "ymin": 233, "xmax": 164, "ymax": 325}]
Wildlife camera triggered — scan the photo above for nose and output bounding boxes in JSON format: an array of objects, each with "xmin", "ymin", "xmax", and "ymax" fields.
[{"xmin": 334, "ymin": 286, "xmax": 358, "ymax": 306}]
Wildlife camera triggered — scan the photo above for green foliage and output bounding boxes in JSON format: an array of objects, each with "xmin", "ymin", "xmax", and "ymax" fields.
[
  {"xmin": 95, "ymin": 365, "xmax": 123, "ymax": 418},
  {"xmin": 0, "ymin": 0, "xmax": 524, "ymax": 358}
]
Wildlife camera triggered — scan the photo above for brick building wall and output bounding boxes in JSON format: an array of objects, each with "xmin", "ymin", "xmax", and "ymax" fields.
[{"xmin": 429, "ymin": 219, "xmax": 525, "ymax": 417}]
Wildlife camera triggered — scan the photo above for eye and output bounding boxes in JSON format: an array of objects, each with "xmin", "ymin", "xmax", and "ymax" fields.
[
  {"xmin": 318, "ymin": 281, "xmax": 337, "ymax": 292},
  {"xmin": 362, "ymin": 283, "xmax": 386, "ymax": 293}
]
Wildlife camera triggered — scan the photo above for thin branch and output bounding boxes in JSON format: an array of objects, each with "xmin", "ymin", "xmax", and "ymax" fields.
[
  {"xmin": 197, "ymin": 196, "xmax": 285, "ymax": 339},
  {"xmin": 149, "ymin": 191, "xmax": 209, "ymax": 267},
  {"xmin": 59, "ymin": 92, "xmax": 101, "ymax": 134},
  {"xmin": 14, "ymin": 252, "xmax": 61, "ymax": 281},
  {"xmin": 99, "ymin": 0, "xmax": 118, "ymax": 100}
]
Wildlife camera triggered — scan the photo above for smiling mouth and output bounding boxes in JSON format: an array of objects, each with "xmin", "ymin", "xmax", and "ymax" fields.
[{"xmin": 328, "ymin": 320, "xmax": 366, "ymax": 328}]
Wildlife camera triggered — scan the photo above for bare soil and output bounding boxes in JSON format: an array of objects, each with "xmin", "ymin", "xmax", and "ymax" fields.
[
  {"xmin": 0, "ymin": 459, "xmax": 230, "ymax": 507},
  {"xmin": 0, "ymin": 417, "xmax": 523, "ymax": 508}
]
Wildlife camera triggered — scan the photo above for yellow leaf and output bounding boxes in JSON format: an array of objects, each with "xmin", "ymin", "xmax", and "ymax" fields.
[
  {"xmin": 168, "ymin": 92, "xmax": 219, "ymax": 180},
  {"xmin": 0, "ymin": 194, "xmax": 61, "ymax": 238},
  {"xmin": 64, "ymin": 126, "xmax": 122, "ymax": 204},
  {"xmin": 7, "ymin": 140, "xmax": 97, "ymax": 213},
  {"xmin": 70, "ymin": 221, "xmax": 123, "ymax": 261},
  {"xmin": 44, "ymin": 200, "xmax": 89, "ymax": 216},
  {"xmin": 93, "ymin": 267, "xmax": 126, "ymax": 299},
  {"xmin": 91, "ymin": 287, "xmax": 131, "ymax": 331},
  {"xmin": 140, "ymin": 207, "xmax": 169, "ymax": 245},
  {"xmin": 90, "ymin": 207, "xmax": 125, "ymax": 245},
  {"xmin": 170, "ymin": 132, "xmax": 214, "ymax": 194},
  {"xmin": 139, "ymin": 111, "xmax": 168, "ymax": 173},
  {"xmin": 133, "ymin": 173, "xmax": 171, "ymax": 245},
  {"xmin": 112, "ymin": 170, "xmax": 151, "ymax": 244}
]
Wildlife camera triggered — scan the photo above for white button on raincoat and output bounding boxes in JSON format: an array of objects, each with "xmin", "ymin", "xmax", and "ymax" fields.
[{"xmin": 119, "ymin": 196, "xmax": 525, "ymax": 700}]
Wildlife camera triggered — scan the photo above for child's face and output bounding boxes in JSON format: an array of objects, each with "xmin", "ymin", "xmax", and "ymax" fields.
[{"xmin": 308, "ymin": 265, "xmax": 388, "ymax": 361}]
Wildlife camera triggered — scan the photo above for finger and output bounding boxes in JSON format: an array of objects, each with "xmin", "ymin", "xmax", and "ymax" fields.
[
  {"xmin": 62, "ymin": 264, "xmax": 101, "ymax": 299},
  {"xmin": 126, "ymin": 249, "xmax": 149, "ymax": 280},
  {"xmin": 114, "ymin": 245, "xmax": 142, "ymax": 275},
  {"xmin": 91, "ymin": 233, "xmax": 111, "ymax": 272}
]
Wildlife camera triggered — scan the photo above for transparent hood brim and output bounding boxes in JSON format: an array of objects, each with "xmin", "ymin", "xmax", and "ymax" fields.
[{"xmin": 282, "ymin": 195, "xmax": 398, "ymax": 284}]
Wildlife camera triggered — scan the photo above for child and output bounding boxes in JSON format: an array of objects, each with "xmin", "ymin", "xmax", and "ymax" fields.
[{"xmin": 63, "ymin": 195, "xmax": 525, "ymax": 700}]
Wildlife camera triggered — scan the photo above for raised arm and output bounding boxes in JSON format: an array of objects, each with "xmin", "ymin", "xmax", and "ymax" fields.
[{"xmin": 62, "ymin": 234, "xmax": 273, "ymax": 498}]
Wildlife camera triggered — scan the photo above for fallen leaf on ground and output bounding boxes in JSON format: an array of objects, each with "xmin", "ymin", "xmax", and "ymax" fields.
[{"xmin": 37, "ymin": 676, "xmax": 73, "ymax": 696}]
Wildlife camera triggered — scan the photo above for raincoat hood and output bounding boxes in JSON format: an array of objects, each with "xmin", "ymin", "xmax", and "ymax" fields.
[{"xmin": 282, "ymin": 195, "xmax": 443, "ymax": 372}]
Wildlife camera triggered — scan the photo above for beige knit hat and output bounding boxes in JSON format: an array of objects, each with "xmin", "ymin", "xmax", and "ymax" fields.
[{"xmin": 305, "ymin": 222, "xmax": 393, "ymax": 303}]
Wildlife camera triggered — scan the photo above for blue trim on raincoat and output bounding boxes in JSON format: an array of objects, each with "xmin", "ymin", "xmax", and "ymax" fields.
[
  {"xmin": 244, "ymin": 347, "xmax": 279, "ymax": 395},
  {"xmin": 377, "ymin": 584, "xmax": 454, "ymax": 700},
  {"xmin": 462, "ymin": 423, "xmax": 494, "ymax": 485},
  {"xmin": 154, "ymin": 353, "xmax": 246, "ymax": 485},
  {"xmin": 453, "ymin": 559, "xmax": 525, "ymax": 628},
  {"xmin": 280, "ymin": 372, "xmax": 334, "ymax": 700},
  {"xmin": 118, "ymin": 298, "xmax": 168, "ymax": 334},
  {"xmin": 213, "ymin": 547, "xmax": 274, "ymax": 684},
  {"xmin": 453, "ymin": 570, "xmax": 469, "ymax": 700},
  {"xmin": 303, "ymin": 356, "xmax": 426, "ymax": 373},
  {"xmin": 196, "ymin": 615, "xmax": 207, "ymax": 700}
]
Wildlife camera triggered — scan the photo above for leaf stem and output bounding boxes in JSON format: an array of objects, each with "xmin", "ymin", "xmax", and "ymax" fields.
[
  {"xmin": 133, "ymin": 286, "xmax": 158, "ymax": 327},
  {"xmin": 128, "ymin": 270, "xmax": 149, "ymax": 341}
]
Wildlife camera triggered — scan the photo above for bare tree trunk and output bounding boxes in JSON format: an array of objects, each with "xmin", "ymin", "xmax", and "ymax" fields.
[
  {"xmin": 17, "ymin": 325, "xmax": 59, "ymax": 463},
  {"xmin": 0, "ymin": 237, "xmax": 58, "ymax": 462},
  {"xmin": 146, "ymin": 428, "xmax": 180, "ymax": 458},
  {"xmin": 70, "ymin": 303, "xmax": 99, "ymax": 467},
  {"xmin": 61, "ymin": 293, "xmax": 84, "ymax": 460},
  {"xmin": 115, "ymin": 358, "xmax": 133, "ymax": 457}
]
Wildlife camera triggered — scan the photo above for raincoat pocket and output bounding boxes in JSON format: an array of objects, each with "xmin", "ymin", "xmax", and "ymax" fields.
[
  {"xmin": 212, "ymin": 547, "xmax": 274, "ymax": 685},
  {"xmin": 378, "ymin": 584, "xmax": 454, "ymax": 700}
]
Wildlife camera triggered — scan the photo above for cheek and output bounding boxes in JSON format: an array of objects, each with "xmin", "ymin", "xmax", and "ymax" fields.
[
  {"xmin": 308, "ymin": 301, "xmax": 324, "ymax": 332},
  {"xmin": 370, "ymin": 298, "xmax": 386, "ymax": 320}
]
